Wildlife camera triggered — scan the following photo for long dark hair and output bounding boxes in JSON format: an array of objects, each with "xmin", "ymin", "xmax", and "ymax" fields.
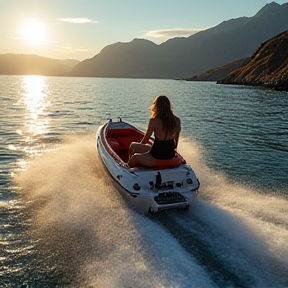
[{"xmin": 150, "ymin": 95, "xmax": 176, "ymax": 133}]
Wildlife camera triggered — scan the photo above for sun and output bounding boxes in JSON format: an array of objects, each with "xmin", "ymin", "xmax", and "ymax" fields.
[{"xmin": 20, "ymin": 19, "xmax": 47, "ymax": 45}]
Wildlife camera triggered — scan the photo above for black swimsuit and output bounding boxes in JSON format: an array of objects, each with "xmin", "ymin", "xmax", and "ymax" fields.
[{"xmin": 149, "ymin": 133, "xmax": 176, "ymax": 160}]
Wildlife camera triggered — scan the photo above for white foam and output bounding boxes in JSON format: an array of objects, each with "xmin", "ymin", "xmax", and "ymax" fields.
[
  {"xmin": 14, "ymin": 135, "xmax": 288, "ymax": 287},
  {"xmin": 14, "ymin": 135, "xmax": 215, "ymax": 287},
  {"xmin": 178, "ymin": 138, "xmax": 288, "ymax": 286}
]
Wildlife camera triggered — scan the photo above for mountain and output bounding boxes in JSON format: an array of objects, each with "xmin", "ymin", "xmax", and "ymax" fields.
[
  {"xmin": 0, "ymin": 54, "xmax": 79, "ymax": 76},
  {"xmin": 70, "ymin": 39, "xmax": 164, "ymax": 78},
  {"xmin": 217, "ymin": 30, "xmax": 288, "ymax": 91},
  {"xmin": 70, "ymin": 2, "xmax": 288, "ymax": 79},
  {"xmin": 59, "ymin": 59, "xmax": 80, "ymax": 70},
  {"xmin": 185, "ymin": 58, "xmax": 249, "ymax": 82}
]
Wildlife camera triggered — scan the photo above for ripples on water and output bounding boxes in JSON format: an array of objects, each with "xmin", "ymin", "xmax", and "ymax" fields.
[{"xmin": 0, "ymin": 76, "xmax": 288, "ymax": 287}]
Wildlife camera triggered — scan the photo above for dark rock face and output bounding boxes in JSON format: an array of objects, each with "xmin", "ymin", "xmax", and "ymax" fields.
[{"xmin": 217, "ymin": 30, "xmax": 288, "ymax": 91}]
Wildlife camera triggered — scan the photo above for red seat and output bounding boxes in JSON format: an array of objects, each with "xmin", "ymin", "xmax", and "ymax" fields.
[
  {"xmin": 152, "ymin": 156, "xmax": 185, "ymax": 169},
  {"xmin": 107, "ymin": 137, "xmax": 122, "ymax": 150}
]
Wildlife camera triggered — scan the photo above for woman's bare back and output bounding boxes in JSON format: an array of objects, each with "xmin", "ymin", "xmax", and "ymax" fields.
[{"xmin": 152, "ymin": 116, "xmax": 181, "ymax": 141}]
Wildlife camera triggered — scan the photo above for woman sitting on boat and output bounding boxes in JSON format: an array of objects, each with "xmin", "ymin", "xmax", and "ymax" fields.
[{"xmin": 128, "ymin": 95, "xmax": 181, "ymax": 167}]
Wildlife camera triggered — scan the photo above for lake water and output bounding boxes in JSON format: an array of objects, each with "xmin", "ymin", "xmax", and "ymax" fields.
[{"xmin": 0, "ymin": 75, "xmax": 287, "ymax": 287}]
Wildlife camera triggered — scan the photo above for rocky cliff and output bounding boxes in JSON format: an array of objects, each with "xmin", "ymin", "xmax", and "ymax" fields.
[{"xmin": 217, "ymin": 30, "xmax": 288, "ymax": 91}]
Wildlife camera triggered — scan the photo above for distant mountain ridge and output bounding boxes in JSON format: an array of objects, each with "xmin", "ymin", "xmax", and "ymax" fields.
[
  {"xmin": 185, "ymin": 58, "xmax": 250, "ymax": 82},
  {"xmin": 217, "ymin": 30, "xmax": 288, "ymax": 91},
  {"xmin": 1, "ymin": 2, "xmax": 287, "ymax": 79},
  {"xmin": 0, "ymin": 54, "xmax": 79, "ymax": 76},
  {"xmin": 70, "ymin": 2, "xmax": 288, "ymax": 79}
]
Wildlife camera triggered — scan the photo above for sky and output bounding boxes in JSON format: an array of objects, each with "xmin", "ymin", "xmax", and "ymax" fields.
[{"xmin": 1, "ymin": 0, "xmax": 287, "ymax": 61}]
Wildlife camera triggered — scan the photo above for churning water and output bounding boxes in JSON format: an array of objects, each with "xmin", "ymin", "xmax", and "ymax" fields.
[{"xmin": 0, "ymin": 76, "xmax": 287, "ymax": 287}]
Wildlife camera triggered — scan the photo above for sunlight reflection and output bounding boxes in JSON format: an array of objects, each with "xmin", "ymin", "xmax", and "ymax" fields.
[
  {"xmin": 21, "ymin": 75, "xmax": 50, "ymax": 137},
  {"xmin": 16, "ymin": 129, "xmax": 23, "ymax": 135},
  {"xmin": 14, "ymin": 76, "xmax": 52, "ymax": 169}
]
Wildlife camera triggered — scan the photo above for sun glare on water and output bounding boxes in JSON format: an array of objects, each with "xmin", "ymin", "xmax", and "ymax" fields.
[{"xmin": 20, "ymin": 19, "xmax": 47, "ymax": 45}]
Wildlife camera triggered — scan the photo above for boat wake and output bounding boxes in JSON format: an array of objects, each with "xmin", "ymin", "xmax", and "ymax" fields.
[
  {"xmin": 177, "ymin": 139, "xmax": 288, "ymax": 287},
  {"xmin": 13, "ymin": 134, "xmax": 288, "ymax": 287}
]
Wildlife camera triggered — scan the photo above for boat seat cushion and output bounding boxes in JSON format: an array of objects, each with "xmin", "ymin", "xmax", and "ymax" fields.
[
  {"xmin": 152, "ymin": 156, "xmax": 185, "ymax": 169},
  {"xmin": 107, "ymin": 137, "xmax": 122, "ymax": 150},
  {"xmin": 107, "ymin": 129, "xmax": 143, "ymax": 150}
]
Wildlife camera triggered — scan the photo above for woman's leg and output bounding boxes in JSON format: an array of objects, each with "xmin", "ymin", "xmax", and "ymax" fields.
[
  {"xmin": 128, "ymin": 152, "xmax": 156, "ymax": 167},
  {"xmin": 128, "ymin": 142, "xmax": 151, "ymax": 157}
]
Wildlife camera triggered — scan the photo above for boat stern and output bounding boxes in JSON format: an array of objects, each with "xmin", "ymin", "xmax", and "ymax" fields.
[{"xmin": 121, "ymin": 166, "xmax": 199, "ymax": 214}]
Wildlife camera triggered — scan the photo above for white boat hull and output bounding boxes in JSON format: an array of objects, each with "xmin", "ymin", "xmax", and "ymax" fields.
[{"xmin": 96, "ymin": 119, "xmax": 200, "ymax": 214}]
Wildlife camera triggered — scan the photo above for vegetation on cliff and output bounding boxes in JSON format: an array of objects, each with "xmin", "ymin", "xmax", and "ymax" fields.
[{"xmin": 217, "ymin": 30, "xmax": 288, "ymax": 91}]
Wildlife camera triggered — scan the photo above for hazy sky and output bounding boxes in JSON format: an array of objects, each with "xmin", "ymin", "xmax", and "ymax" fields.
[{"xmin": 1, "ymin": 0, "xmax": 287, "ymax": 60}]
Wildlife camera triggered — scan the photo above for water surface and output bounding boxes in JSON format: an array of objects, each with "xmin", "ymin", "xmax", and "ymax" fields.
[{"xmin": 0, "ymin": 75, "xmax": 287, "ymax": 287}]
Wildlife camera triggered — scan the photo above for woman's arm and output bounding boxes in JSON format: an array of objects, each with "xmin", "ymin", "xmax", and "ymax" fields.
[
  {"xmin": 140, "ymin": 118, "xmax": 154, "ymax": 144},
  {"xmin": 174, "ymin": 117, "xmax": 181, "ymax": 149}
]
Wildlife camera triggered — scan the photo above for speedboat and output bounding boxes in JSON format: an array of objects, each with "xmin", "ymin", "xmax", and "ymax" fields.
[{"xmin": 96, "ymin": 118, "xmax": 200, "ymax": 214}]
